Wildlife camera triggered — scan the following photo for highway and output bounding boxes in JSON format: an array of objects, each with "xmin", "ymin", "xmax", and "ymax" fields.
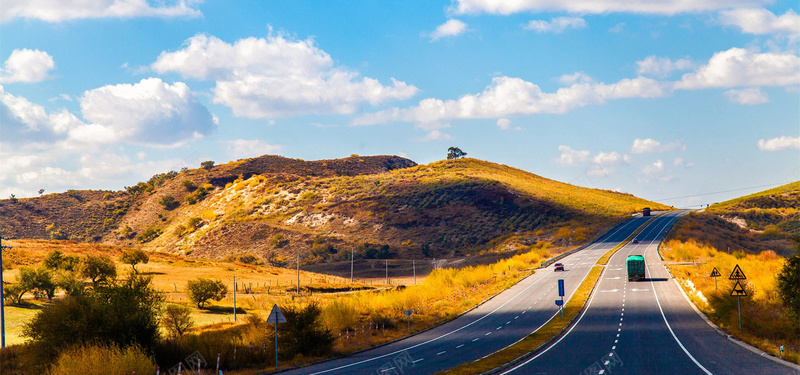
[
  {"xmin": 278, "ymin": 216, "xmax": 651, "ymax": 375},
  {"xmin": 501, "ymin": 211, "xmax": 796, "ymax": 375}
]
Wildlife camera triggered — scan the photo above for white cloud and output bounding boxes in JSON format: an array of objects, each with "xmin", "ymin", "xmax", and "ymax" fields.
[
  {"xmin": 152, "ymin": 33, "xmax": 418, "ymax": 118},
  {"xmin": 758, "ymin": 136, "xmax": 800, "ymax": 151},
  {"xmin": 724, "ymin": 87, "xmax": 769, "ymax": 104},
  {"xmin": 630, "ymin": 138, "xmax": 684, "ymax": 154},
  {"xmin": 354, "ymin": 75, "xmax": 666, "ymax": 126},
  {"xmin": 556, "ymin": 145, "xmax": 590, "ymax": 166},
  {"xmin": 608, "ymin": 22, "xmax": 625, "ymax": 33},
  {"xmin": 79, "ymin": 77, "xmax": 215, "ymax": 146},
  {"xmin": 418, "ymin": 130, "xmax": 452, "ymax": 142},
  {"xmin": 2, "ymin": 0, "xmax": 202, "ymax": 22},
  {"xmin": 1, "ymin": 85, "xmax": 86, "ymax": 143},
  {"xmin": 675, "ymin": 47, "xmax": 800, "ymax": 89},
  {"xmin": 636, "ymin": 56, "xmax": 693, "ymax": 77},
  {"xmin": 642, "ymin": 159, "xmax": 665, "ymax": 175},
  {"xmin": 557, "ymin": 72, "xmax": 593, "ymax": 85},
  {"xmin": 496, "ymin": 118, "xmax": 520, "ymax": 130},
  {"xmin": 451, "ymin": 0, "xmax": 765, "ymax": 15},
  {"xmin": 719, "ymin": 8, "xmax": 800, "ymax": 35},
  {"xmin": 0, "ymin": 49, "xmax": 55, "ymax": 83},
  {"xmin": 525, "ymin": 17, "xmax": 586, "ymax": 33},
  {"xmin": 427, "ymin": 19, "xmax": 468, "ymax": 41},
  {"xmin": 587, "ymin": 151, "xmax": 630, "ymax": 176},
  {"xmin": 224, "ymin": 139, "xmax": 283, "ymax": 160}
]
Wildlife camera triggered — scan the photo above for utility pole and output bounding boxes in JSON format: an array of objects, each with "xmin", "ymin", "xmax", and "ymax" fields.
[
  {"xmin": 350, "ymin": 248, "xmax": 354, "ymax": 283},
  {"xmin": 296, "ymin": 253, "xmax": 300, "ymax": 295},
  {"xmin": 0, "ymin": 234, "xmax": 10, "ymax": 348}
]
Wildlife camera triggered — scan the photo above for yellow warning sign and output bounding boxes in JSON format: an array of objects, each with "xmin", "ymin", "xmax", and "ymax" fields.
[
  {"xmin": 710, "ymin": 267, "xmax": 721, "ymax": 278},
  {"xmin": 729, "ymin": 264, "xmax": 747, "ymax": 280},
  {"xmin": 730, "ymin": 281, "xmax": 748, "ymax": 297}
]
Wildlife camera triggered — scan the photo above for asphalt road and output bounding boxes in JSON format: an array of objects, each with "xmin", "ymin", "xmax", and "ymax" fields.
[
  {"xmin": 501, "ymin": 211, "xmax": 797, "ymax": 375},
  {"xmin": 277, "ymin": 216, "xmax": 651, "ymax": 375}
]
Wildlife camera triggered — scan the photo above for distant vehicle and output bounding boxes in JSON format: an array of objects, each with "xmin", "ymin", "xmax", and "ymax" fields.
[
  {"xmin": 627, "ymin": 255, "xmax": 645, "ymax": 281},
  {"xmin": 642, "ymin": 207, "xmax": 651, "ymax": 216},
  {"xmin": 554, "ymin": 263, "xmax": 565, "ymax": 271},
  {"xmin": 632, "ymin": 239, "xmax": 639, "ymax": 244}
]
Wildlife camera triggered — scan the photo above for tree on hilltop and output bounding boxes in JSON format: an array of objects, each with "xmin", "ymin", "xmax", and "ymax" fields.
[{"xmin": 447, "ymin": 147, "xmax": 467, "ymax": 160}]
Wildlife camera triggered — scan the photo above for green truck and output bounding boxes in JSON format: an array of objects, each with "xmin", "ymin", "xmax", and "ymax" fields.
[{"xmin": 627, "ymin": 255, "xmax": 646, "ymax": 281}]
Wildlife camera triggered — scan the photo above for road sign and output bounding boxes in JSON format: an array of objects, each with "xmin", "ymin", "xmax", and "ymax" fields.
[
  {"xmin": 730, "ymin": 281, "xmax": 748, "ymax": 297},
  {"xmin": 404, "ymin": 309, "xmax": 413, "ymax": 316},
  {"xmin": 729, "ymin": 264, "xmax": 747, "ymax": 280},
  {"xmin": 558, "ymin": 279, "xmax": 565, "ymax": 297},
  {"xmin": 267, "ymin": 304, "xmax": 286, "ymax": 323},
  {"xmin": 710, "ymin": 267, "xmax": 721, "ymax": 278},
  {"xmin": 555, "ymin": 299, "xmax": 563, "ymax": 306}
]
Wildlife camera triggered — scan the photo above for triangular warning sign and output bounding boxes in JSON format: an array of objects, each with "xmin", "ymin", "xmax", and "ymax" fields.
[
  {"xmin": 710, "ymin": 267, "xmax": 721, "ymax": 278},
  {"xmin": 729, "ymin": 264, "xmax": 747, "ymax": 280},
  {"xmin": 730, "ymin": 281, "xmax": 748, "ymax": 297}
]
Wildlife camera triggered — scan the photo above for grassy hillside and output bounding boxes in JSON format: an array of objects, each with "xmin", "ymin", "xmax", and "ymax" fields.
[
  {"xmin": 707, "ymin": 181, "xmax": 800, "ymax": 234},
  {"xmin": 0, "ymin": 156, "xmax": 669, "ymax": 266}
]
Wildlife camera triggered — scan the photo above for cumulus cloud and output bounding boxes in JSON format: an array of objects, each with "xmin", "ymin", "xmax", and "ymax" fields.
[
  {"xmin": 1, "ymin": 85, "xmax": 86, "ymax": 143},
  {"xmin": 426, "ymin": 19, "xmax": 468, "ymax": 41},
  {"xmin": 152, "ymin": 33, "xmax": 418, "ymax": 118},
  {"xmin": 675, "ymin": 47, "xmax": 800, "ymax": 89},
  {"xmin": 556, "ymin": 145, "xmax": 591, "ymax": 166},
  {"xmin": 587, "ymin": 151, "xmax": 630, "ymax": 176},
  {"xmin": 758, "ymin": 136, "xmax": 800, "ymax": 151},
  {"xmin": 636, "ymin": 56, "xmax": 693, "ymax": 77},
  {"xmin": 2, "ymin": 0, "xmax": 202, "ymax": 22},
  {"xmin": 525, "ymin": 17, "xmax": 586, "ymax": 33},
  {"xmin": 354, "ymin": 75, "xmax": 666, "ymax": 126},
  {"xmin": 630, "ymin": 138, "xmax": 684, "ymax": 154},
  {"xmin": 724, "ymin": 87, "xmax": 769, "ymax": 104},
  {"xmin": 0, "ymin": 49, "xmax": 55, "ymax": 83},
  {"xmin": 224, "ymin": 139, "xmax": 283, "ymax": 160},
  {"xmin": 418, "ymin": 130, "xmax": 452, "ymax": 142},
  {"xmin": 642, "ymin": 159, "xmax": 665, "ymax": 175},
  {"xmin": 451, "ymin": 0, "xmax": 764, "ymax": 15},
  {"xmin": 79, "ymin": 78, "xmax": 215, "ymax": 146},
  {"xmin": 496, "ymin": 118, "xmax": 521, "ymax": 130},
  {"xmin": 719, "ymin": 8, "xmax": 800, "ymax": 35}
]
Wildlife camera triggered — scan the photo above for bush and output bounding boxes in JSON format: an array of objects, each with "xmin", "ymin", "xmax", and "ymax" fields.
[
  {"xmin": 47, "ymin": 343, "xmax": 157, "ymax": 375},
  {"xmin": 279, "ymin": 302, "xmax": 335, "ymax": 359},
  {"xmin": 161, "ymin": 304, "xmax": 194, "ymax": 338},
  {"xmin": 42, "ymin": 250, "xmax": 80, "ymax": 271},
  {"xmin": 186, "ymin": 278, "xmax": 227, "ymax": 309},
  {"xmin": 158, "ymin": 195, "xmax": 179, "ymax": 210},
  {"xmin": 201, "ymin": 160, "xmax": 215, "ymax": 170},
  {"xmin": 137, "ymin": 227, "xmax": 161, "ymax": 243},
  {"xmin": 778, "ymin": 247, "xmax": 800, "ymax": 321}
]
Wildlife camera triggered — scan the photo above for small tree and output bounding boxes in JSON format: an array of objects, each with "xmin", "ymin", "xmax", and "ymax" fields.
[
  {"xmin": 79, "ymin": 254, "xmax": 117, "ymax": 286},
  {"xmin": 161, "ymin": 304, "xmax": 194, "ymax": 338},
  {"xmin": 447, "ymin": 147, "xmax": 467, "ymax": 160},
  {"xmin": 200, "ymin": 160, "xmax": 215, "ymax": 170},
  {"xmin": 279, "ymin": 302, "xmax": 335, "ymax": 359},
  {"xmin": 777, "ymin": 239, "xmax": 800, "ymax": 322},
  {"xmin": 38, "ymin": 189, "xmax": 45, "ymax": 195},
  {"xmin": 158, "ymin": 195, "xmax": 179, "ymax": 210},
  {"xmin": 120, "ymin": 249, "xmax": 150, "ymax": 274},
  {"xmin": 42, "ymin": 250, "xmax": 80, "ymax": 271},
  {"xmin": 186, "ymin": 278, "xmax": 227, "ymax": 309}
]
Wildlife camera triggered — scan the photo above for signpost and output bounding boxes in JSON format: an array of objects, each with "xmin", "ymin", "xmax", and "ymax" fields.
[
  {"xmin": 710, "ymin": 267, "xmax": 721, "ymax": 291},
  {"xmin": 404, "ymin": 309, "xmax": 413, "ymax": 332},
  {"xmin": 557, "ymin": 279, "xmax": 565, "ymax": 318},
  {"xmin": 729, "ymin": 264, "xmax": 747, "ymax": 330},
  {"xmin": 267, "ymin": 304, "xmax": 287, "ymax": 368}
]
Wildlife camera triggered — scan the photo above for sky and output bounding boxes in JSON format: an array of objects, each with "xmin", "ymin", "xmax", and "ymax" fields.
[{"xmin": 1, "ymin": 0, "xmax": 799, "ymax": 209}]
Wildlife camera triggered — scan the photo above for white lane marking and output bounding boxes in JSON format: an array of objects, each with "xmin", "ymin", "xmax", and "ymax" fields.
[
  {"xmin": 496, "ymin": 327, "xmax": 502, "ymax": 330},
  {"xmin": 612, "ymin": 346, "xmax": 616, "ymax": 350},
  {"xmin": 600, "ymin": 289, "xmax": 619, "ymax": 293},
  {"xmin": 472, "ymin": 338, "xmax": 479, "ymax": 342},
  {"xmin": 437, "ymin": 351, "xmax": 446, "ymax": 356},
  {"xmin": 456, "ymin": 344, "xmax": 464, "ymax": 349},
  {"xmin": 514, "ymin": 316, "xmax": 519, "ymax": 320},
  {"xmin": 412, "ymin": 358, "xmax": 424, "ymax": 363},
  {"xmin": 506, "ymin": 321, "xmax": 511, "ymax": 325},
  {"xmin": 485, "ymin": 332, "xmax": 492, "ymax": 336},
  {"xmin": 379, "ymin": 367, "xmax": 395, "ymax": 373}
]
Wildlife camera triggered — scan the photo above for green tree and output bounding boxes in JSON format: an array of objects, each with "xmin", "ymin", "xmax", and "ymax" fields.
[
  {"xmin": 777, "ymin": 239, "xmax": 800, "ymax": 322},
  {"xmin": 200, "ymin": 160, "xmax": 215, "ymax": 170},
  {"xmin": 79, "ymin": 254, "xmax": 117, "ymax": 286},
  {"xmin": 158, "ymin": 194, "xmax": 179, "ymax": 210},
  {"xmin": 278, "ymin": 302, "xmax": 335, "ymax": 359},
  {"xmin": 186, "ymin": 278, "xmax": 227, "ymax": 309},
  {"xmin": 120, "ymin": 249, "xmax": 150, "ymax": 274},
  {"xmin": 42, "ymin": 250, "xmax": 80, "ymax": 271},
  {"xmin": 24, "ymin": 274, "xmax": 164, "ymax": 366},
  {"xmin": 447, "ymin": 147, "xmax": 467, "ymax": 160},
  {"xmin": 161, "ymin": 304, "xmax": 194, "ymax": 338}
]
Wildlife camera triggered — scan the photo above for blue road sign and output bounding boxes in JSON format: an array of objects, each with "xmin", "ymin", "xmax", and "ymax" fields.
[
  {"xmin": 555, "ymin": 299, "xmax": 563, "ymax": 306},
  {"xmin": 558, "ymin": 279, "xmax": 565, "ymax": 297}
]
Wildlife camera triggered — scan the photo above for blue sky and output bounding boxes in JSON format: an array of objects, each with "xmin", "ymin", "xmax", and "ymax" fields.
[{"xmin": 1, "ymin": 0, "xmax": 798, "ymax": 208}]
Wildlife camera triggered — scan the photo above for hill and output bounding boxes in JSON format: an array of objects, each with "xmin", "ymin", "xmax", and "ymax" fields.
[
  {"xmin": 667, "ymin": 181, "xmax": 799, "ymax": 257},
  {"xmin": 0, "ymin": 155, "xmax": 669, "ymax": 265}
]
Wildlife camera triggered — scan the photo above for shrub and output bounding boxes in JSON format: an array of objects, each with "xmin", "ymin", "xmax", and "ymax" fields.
[
  {"xmin": 186, "ymin": 278, "xmax": 227, "ymax": 309},
  {"xmin": 161, "ymin": 304, "xmax": 194, "ymax": 338},
  {"xmin": 47, "ymin": 343, "xmax": 157, "ymax": 375},
  {"xmin": 137, "ymin": 227, "xmax": 161, "ymax": 243},
  {"xmin": 201, "ymin": 160, "xmax": 215, "ymax": 170},
  {"xmin": 158, "ymin": 195, "xmax": 179, "ymax": 210},
  {"xmin": 78, "ymin": 254, "xmax": 117, "ymax": 286},
  {"xmin": 279, "ymin": 302, "xmax": 335, "ymax": 359},
  {"xmin": 42, "ymin": 250, "xmax": 80, "ymax": 271},
  {"xmin": 778, "ymin": 247, "xmax": 800, "ymax": 321},
  {"xmin": 181, "ymin": 179, "xmax": 197, "ymax": 191}
]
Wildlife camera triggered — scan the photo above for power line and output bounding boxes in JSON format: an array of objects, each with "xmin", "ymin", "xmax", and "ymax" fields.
[{"xmin": 655, "ymin": 181, "xmax": 796, "ymax": 202}]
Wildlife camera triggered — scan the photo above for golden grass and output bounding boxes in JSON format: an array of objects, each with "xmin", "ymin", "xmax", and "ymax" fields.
[
  {"xmin": 442, "ymin": 266, "xmax": 604, "ymax": 374},
  {"xmin": 661, "ymin": 239, "xmax": 799, "ymax": 365}
]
